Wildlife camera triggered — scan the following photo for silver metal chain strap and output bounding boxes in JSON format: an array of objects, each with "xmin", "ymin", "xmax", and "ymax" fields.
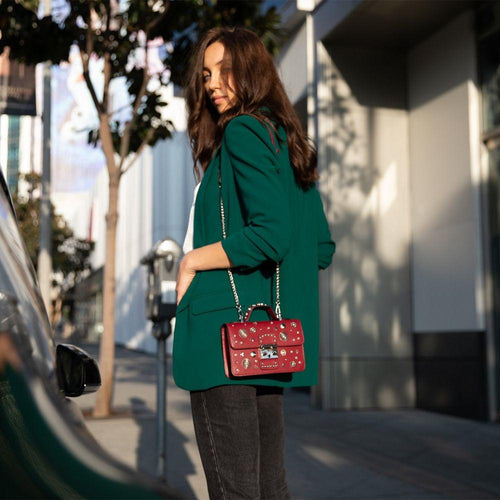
[{"xmin": 218, "ymin": 165, "xmax": 282, "ymax": 322}]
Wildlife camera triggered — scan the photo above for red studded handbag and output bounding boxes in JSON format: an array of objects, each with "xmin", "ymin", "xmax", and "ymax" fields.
[
  {"xmin": 220, "ymin": 303, "xmax": 306, "ymax": 377},
  {"xmin": 218, "ymin": 145, "xmax": 306, "ymax": 378}
]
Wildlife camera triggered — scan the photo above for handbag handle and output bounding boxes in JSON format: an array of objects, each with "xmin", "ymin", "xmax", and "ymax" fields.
[{"xmin": 244, "ymin": 303, "xmax": 279, "ymax": 322}]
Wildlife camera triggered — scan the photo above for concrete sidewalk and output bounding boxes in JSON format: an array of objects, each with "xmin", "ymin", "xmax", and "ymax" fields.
[{"xmin": 74, "ymin": 343, "xmax": 500, "ymax": 500}]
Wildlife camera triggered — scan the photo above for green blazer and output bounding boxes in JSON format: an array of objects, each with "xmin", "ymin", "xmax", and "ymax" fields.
[{"xmin": 172, "ymin": 114, "xmax": 335, "ymax": 391}]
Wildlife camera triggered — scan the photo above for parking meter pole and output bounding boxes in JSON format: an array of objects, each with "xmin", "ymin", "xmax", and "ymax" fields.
[
  {"xmin": 156, "ymin": 325, "xmax": 166, "ymax": 479},
  {"xmin": 140, "ymin": 238, "xmax": 181, "ymax": 483},
  {"xmin": 155, "ymin": 320, "xmax": 171, "ymax": 481}
]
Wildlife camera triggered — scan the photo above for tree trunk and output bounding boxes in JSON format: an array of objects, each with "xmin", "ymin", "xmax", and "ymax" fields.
[
  {"xmin": 93, "ymin": 122, "xmax": 121, "ymax": 418},
  {"xmin": 92, "ymin": 170, "xmax": 119, "ymax": 417}
]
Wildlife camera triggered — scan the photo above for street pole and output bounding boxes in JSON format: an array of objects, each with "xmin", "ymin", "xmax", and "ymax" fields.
[
  {"xmin": 38, "ymin": 0, "xmax": 53, "ymax": 317},
  {"xmin": 301, "ymin": 1, "xmax": 323, "ymax": 408},
  {"xmin": 305, "ymin": 8, "xmax": 318, "ymax": 147}
]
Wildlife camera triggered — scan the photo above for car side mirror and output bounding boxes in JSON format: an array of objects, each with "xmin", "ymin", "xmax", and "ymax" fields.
[{"xmin": 56, "ymin": 344, "xmax": 101, "ymax": 397}]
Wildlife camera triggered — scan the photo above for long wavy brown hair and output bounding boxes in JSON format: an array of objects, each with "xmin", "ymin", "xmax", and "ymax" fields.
[{"xmin": 185, "ymin": 26, "xmax": 318, "ymax": 190}]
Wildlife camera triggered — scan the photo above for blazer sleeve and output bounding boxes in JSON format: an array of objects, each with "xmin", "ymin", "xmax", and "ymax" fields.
[
  {"xmin": 220, "ymin": 116, "xmax": 292, "ymax": 270},
  {"xmin": 313, "ymin": 186, "xmax": 336, "ymax": 270}
]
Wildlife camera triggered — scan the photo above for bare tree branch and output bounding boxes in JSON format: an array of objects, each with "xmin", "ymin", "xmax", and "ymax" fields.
[
  {"xmin": 118, "ymin": 37, "xmax": 151, "ymax": 169},
  {"xmin": 81, "ymin": 3, "xmax": 104, "ymax": 116},
  {"xmin": 80, "ymin": 55, "xmax": 104, "ymax": 116},
  {"xmin": 120, "ymin": 127, "xmax": 156, "ymax": 176},
  {"xmin": 145, "ymin": 0, "xmax": 171, "ymax": 36},
  {"xmin": 102, "ymin": 0, "xmax": 112, "ymax": 113},
  {"xmin": 102, "ymin": 52, "xmax": 112, "ymax": 114},
  {"xmin": 109, "ymin": 101, "xmax": 133, "ymax": 119}
]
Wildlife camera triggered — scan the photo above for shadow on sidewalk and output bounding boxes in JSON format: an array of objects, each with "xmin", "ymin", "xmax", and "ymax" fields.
[
  {"xmin": 284, "ymin": 391, "xmax": 500, "ymax": 500},
  {"xmin": 130, "ymin": 397, "xmax": 198, "ymax": 499}
]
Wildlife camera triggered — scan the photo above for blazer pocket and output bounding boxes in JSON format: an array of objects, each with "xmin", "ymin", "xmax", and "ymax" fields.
[
  {"xmin": 191, "ymin": 290, "xmax": 238, "ymax": 316},
  {"xmin": 177, "ymin": 273, "xmax": 201, "ymax": 313}
]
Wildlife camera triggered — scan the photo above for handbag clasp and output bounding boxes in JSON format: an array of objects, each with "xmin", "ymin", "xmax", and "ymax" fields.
[{"xmin": 259, "ymin": 344, "xmax": 278, "ymax": 359}]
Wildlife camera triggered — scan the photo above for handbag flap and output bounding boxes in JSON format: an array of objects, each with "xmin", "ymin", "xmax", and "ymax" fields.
[{"xmin": 224, "ymin": 319, "xmax": 304, "ymax": 350}]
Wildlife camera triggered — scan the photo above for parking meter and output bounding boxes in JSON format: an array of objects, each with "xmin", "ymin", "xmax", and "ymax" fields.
[
  {"xmin": 141, "ymin": 238, "xmax": 182, "ymax": 339},
  {"xmin": 140, "ymin": 237, "xmax": 182, "ymax": 480}
]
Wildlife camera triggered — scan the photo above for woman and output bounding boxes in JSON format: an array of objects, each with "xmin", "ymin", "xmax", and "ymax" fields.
[{"xmin": 174, "ymin": 27, "xmax": 335, "ymax": 500}]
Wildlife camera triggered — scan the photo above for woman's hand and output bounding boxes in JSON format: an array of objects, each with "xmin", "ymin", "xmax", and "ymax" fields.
[
  {"xmin": 176, "ymin": 253, "xmax": 197, "ymax": 305},
  {"xmin": 175, "ymin": 243, "xmax": 233, "ymax": 305}
]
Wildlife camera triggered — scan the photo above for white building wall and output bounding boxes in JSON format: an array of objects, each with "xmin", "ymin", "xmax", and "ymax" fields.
[
  {"xmin": 276, "ymin": 22, "xmax": 307, "ymax": 104},
  {"xmin": 114, "ymin": 146, "xmax": 155, "ymax": 352},
  {"xmin": 314, "ymin": 41, "xmax": 414, "ymax": 409},
  {"xmin": 89, "ymin": 166, "xmax": 108, "ymax": 270},
  {"xmin": 152, "ymin": 129, "xmax": 196, "ymax": 248},
  {"xmin": 52, "ymin": 191, "xmax": 93, "ymax": 239},
  {"xmin": 18, "ymin": 116, "xmax": 39, "ymax": 175},
  {"xmin": 277, "ymin": 0, "xmax": 414, "ymax": 410},
  {"xmin": 277, "ymin": 1, "xmax": 487, "ymax": 412},
  {"xmin": 408, "ymin": 10, "xmax": 484, "ymax": 332}
]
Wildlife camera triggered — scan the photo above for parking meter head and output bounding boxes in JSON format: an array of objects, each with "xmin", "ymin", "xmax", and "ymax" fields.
[{"xmin": 141, "ymin": 238, "xmax": 182, "ymax": 323}]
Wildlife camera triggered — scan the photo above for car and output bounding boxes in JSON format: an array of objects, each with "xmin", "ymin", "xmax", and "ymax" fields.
[{"xmin": 0, "ymin": 169, "xmax": 178, "ymax": 498}]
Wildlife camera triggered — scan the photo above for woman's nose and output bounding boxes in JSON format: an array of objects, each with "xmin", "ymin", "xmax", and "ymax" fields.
[{"xmin": 208, "ymin": 71, "xmax": 220, "ymax": 91}]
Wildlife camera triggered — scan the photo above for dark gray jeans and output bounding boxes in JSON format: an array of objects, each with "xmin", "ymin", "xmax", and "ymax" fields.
[{"xmin": 190, "ymin": 385, "xmax": 291, "ymax": 500}]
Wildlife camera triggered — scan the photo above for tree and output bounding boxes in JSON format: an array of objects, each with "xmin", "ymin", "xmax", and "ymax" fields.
[{"xmin": 1, "ymin": 0, "xmax": 284, "ymax": 417}]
